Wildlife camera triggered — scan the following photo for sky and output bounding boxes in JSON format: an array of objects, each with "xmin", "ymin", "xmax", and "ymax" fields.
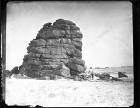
[{"xmin": 6, "ymin": 1, "xmax": 133, "ymax": 70}]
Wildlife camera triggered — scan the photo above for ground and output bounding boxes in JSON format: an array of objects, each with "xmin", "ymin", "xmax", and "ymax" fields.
[{"xmin": 5, "ymin": 76, "xmax": 133, "ymax": 107}]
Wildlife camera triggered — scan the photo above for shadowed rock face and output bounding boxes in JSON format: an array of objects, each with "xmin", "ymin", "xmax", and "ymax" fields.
[{"xmin": 19, "ymin": 19, "xmax": 86, "ymax": 79}]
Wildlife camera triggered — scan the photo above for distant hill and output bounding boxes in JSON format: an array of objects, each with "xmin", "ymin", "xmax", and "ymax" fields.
[{"xmin": 91, "ymin": 66, "xmax": 133, "ymax": 74}]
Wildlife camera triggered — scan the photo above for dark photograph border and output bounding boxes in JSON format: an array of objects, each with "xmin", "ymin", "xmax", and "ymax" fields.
[{"xmin": 1, "ymin": 0, "xmax": 140, "ymax": 107}]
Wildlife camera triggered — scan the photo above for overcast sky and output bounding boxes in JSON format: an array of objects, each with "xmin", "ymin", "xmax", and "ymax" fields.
[{"xmin": 6, "ymin": 1, "xmax": 133, "ymax": 70}]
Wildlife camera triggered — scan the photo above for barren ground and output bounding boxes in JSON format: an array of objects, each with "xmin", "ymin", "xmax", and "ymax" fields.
[{"xmin": 5, "ymin": 76, "xmax": 133, "ymax": 107}]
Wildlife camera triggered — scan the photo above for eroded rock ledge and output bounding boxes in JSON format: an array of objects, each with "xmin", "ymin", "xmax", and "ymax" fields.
[{"xmin": 19, "ymin": 19, "xmax": 86, "ymax": 79}]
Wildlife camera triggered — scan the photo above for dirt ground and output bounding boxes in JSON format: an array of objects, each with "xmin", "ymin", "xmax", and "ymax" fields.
[{"xmin": 5, "ymin": 77, "xmax": 133, "ymax": 107}]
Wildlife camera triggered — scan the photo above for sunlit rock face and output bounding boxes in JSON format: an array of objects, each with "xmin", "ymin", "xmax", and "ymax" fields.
[{"xmin": 19, "ymin": 19, "xmax": 86, "ymax": 79}]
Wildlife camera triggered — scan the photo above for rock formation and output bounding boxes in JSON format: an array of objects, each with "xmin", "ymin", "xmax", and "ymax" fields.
[{"xmin": 19, "ymin": 19, "xmax": 86, "ymax": 79}]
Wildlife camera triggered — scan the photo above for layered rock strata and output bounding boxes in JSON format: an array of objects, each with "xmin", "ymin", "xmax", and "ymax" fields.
[{"xmin": 19, "ymin": 19, "xmax": 86, "ymax": 79}]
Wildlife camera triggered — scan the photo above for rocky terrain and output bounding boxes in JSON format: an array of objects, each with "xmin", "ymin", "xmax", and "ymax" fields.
[
  {"xmin": 19, "ymin": 19, "xmax": 86, "ymax": 79},
  {"xmin": 87, "ymin": 66, "xmax": 134, "ymax": 82}
]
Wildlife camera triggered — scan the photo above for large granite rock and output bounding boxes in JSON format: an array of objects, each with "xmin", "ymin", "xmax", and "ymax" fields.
[{"xmin": 19, "ymin": 19, "xmax": 86, "ymax": 79}]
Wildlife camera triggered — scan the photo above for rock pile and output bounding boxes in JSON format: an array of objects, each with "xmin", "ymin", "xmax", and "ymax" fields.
[{"xmin": 19, "ymin": 19, "xmax": 86, "ymax": 79}]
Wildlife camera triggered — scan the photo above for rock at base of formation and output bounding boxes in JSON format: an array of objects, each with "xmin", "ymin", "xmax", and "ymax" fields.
[{"xmin": 19, "ymin": 19, "xmax": 86, "ymax": 79}]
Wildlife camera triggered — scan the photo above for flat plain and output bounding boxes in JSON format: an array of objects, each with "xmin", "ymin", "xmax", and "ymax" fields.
[{"xmin": 5, "ymin": 66, "xmax": 134, "ymax": 107}]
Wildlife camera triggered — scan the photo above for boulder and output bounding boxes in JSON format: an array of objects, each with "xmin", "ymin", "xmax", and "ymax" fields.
[
  {"xmin": 67, "ymin": 61, "xmax": 85, "ymax": 73},
  {"xmin": 69, "ymin": 58, "xmax": 85, "ymax": 66},
  {"xmin": 53, "ymin": 19, "xmax": 76, "ymax": 26},
  {"xmin": 54, "ymin": 63, "xmax": 71, "ymax": 77},
  {"xmin": 70, "ymin": 70, "xmax": 78, "ymax": 76},
  {"xmin": 118, "ymin": 72, "xmax": 128, "ymax": 78},
  {"xmin": 11, "ymin": 66, "xmax": 19, "ymax": 75}
]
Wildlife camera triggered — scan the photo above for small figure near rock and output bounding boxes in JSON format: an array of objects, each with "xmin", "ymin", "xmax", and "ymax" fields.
[{"xmin": 90, "ymin": 72, "xmax": 94, "ymax": 80}]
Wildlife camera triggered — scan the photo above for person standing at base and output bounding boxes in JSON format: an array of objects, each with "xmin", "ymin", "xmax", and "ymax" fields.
[
  {"xmin": 87, "ymin": 67, "xmax": 94, "ymax": 80},
  {"xmin": 90, "ymin": 72, "xmax": 94, "ymax": 80}
]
